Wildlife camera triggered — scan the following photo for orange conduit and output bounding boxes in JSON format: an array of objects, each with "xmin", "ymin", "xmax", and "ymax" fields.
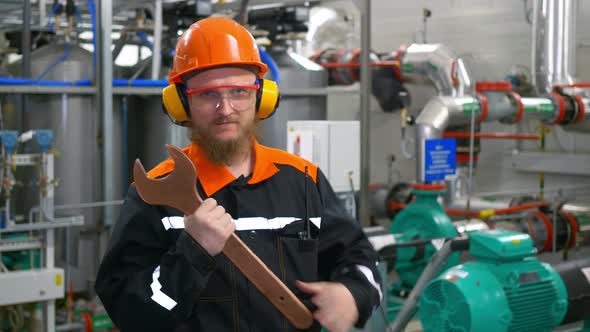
[
  {"xmin": 445, "ymin": 201, "xmax": 549, "ymax": 217},
  {"xmin": 553, "ymin": 82, "xmax": 590, "ymax": 89},
  {"xmin": 319, "ymin": 61, "xmax": 400, "ymax": 69},
  {"xmin": 442, "ymin": 132, "xmax": 541, "ymax": 140}
]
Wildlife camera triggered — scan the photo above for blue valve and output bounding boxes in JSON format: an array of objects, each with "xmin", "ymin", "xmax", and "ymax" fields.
[
  {"xmin": 35, "ymin": 130, "xmax": 54, "ymax": 153},
  {"xmin": 0, "ymin": 131, "xmax": 19, "ymax": 155}
]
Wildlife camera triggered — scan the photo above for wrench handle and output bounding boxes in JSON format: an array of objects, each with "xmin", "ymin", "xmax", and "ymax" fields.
[{"xmin": 223, "ymin": 233, "xmax": 314, "ymax": 329}]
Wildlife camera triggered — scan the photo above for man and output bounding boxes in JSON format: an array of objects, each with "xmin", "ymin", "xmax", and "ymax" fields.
[{"xmin": 95, "ymin": 17, "xmax": 381, "ymax": 332}]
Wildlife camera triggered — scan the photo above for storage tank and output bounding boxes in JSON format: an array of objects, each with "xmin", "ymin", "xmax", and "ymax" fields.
[
  {"xmin": 12, "ymin": 43, "xmax": 124, "ymax": 291},
  {"xmin": 123, "ymin": 58, "xmax": 190, "ymax": 173},
  {"xmin": 127, "ymin": 95, "xmax": 190, "ymax": 171}
]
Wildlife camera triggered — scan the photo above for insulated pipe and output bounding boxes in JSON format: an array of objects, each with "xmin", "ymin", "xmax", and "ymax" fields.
[
  {"xmin": 455, "ymin": 58, "xmax": 472, "ymax": 97},
  {"xmin": 415, "ymin": 96, "xmax": 479, "ymax": 182},
  {"xmin": 532, "ymin": 0, "xmax": 578, "ymax": 95},
  {"xmin": 401, "ymin": 43, "xmax": 473, "ymax": 97},
  {"xmin": 415, "ymin": 94, "xmax": 560, "ymax": 182},
  {"xmin": 521, "ymin": 97, "xmax": 557, "ymax": 121}
]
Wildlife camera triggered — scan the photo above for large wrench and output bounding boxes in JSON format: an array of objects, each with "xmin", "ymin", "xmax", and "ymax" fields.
[{"xmin": 133, "ymin": 144, "xmax": 313, "ymax": 329}]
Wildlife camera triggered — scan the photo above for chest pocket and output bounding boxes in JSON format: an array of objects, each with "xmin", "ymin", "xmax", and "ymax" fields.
[{"xmin": 278, "ymin": 220, "xmax": 319, "ymax": 284}]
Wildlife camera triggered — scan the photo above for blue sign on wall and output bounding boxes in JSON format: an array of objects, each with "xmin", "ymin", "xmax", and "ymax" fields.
[{"xmin": 424, "ymin": 138, "xmax": 456, "ymax": 182}]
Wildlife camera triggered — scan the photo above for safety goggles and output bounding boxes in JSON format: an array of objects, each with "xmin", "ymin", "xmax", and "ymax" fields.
[{"xmin": 185, "ymin": 83, "xmax": 259, "ymax": 112}]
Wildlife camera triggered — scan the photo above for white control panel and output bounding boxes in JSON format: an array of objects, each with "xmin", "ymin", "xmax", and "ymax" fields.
[{"xmin": 287, "ymin": 121, "xmax": 360, "ymax": 193}]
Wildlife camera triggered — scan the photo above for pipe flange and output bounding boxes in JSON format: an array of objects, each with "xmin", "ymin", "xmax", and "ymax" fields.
[
  {"xmin": 332, "ymin": 48, "xmax": 349, "ymax": 85},
  {"xmin": 573, "ymin": 95, "xmax": 586, "ymax": 124},
  {"xmin": 476, "ymin": 92, "xmax": 489, "ymax": 124},
  {"xmin": 548, "ymin": 92, "xmax": 566, "ymax": 125},
  {"xmin": 560, "ymin": 211, "xmax": 579, "ymax": 249},
  {"xmin": 393, "ymin": 45, "xmax": 406, "ymax": 83},
  {"xmin": 529, "ymin": 211, "xmax": 554, "ymax": 253},
  {"xmin": 507, "ymin": 91, "xmax": 524, "ymax": 124},
  {"xmin": 350, "ymin": 48, "xmax": 362, "ymax": 82}
]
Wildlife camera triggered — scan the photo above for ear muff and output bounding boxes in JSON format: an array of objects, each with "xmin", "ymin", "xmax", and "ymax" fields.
[
  {"xmin": 162, "ymin": 83, "xmax": 191, "ymax": 126},
  {"xmin": 163, "ymin": 79, "xmax": 280, "ymax": 124},
  {"xmin": 256, "ymin": 79, "xmax": 280, "ymax": 120}
]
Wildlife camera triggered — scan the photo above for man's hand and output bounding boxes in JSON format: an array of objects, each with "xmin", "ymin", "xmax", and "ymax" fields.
[
  {"xmin": 295, "ymin": 280, "xmax": 358, "ymax": 332},
  {"xmin": 184, "ymin": 198, "xmax": 235, "ymax": 256}
]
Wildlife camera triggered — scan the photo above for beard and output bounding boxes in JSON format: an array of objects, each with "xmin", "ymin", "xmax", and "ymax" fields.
[{"xmin": 190, "ymin": 115, "xmax": 262, "ymax": 165}]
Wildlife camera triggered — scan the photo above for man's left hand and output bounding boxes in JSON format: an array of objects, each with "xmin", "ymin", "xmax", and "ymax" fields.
[{"xmin": 295, "ymin": 280, "xmax": 358, "ymax": 332}]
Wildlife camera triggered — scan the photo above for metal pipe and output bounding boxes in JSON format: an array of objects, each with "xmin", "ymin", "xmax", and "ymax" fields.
[
  {"xmin": 401, "ymin": 44, "xmax": 472, "ymax": 97},
  {"xmin": 446, "ymin": 197, "xmax": 513, "ymax": 212},
  {"xmin": 414, "ymin": 92, "xmax": 567, "ymax": 183},
  {"xmin": 563, "ymin": 0, "xmax": 577, "ymax": 84},
  {"xmin": 39, "ymin": 0, "xmax": 47, "ymax": 27},
  {"xmin": 564, "ymin": 97, "xmax": 590, "ymax": 132},
  {"xmin": 466, "ymin": 89, "xmax": 476, "ymax": 211},
  {"xmin": 55, "ymin": 200, "xmax": 124, "ymax": 210},
  {"xmin": 151, "ymin": 0, "xmax": 162, "ymax": 80},
  {"xmin": 237, "ymin": 0, "xmax": 250, "ymax": 25},
  {"xmin": 129, "ymin": 57, "xmax": 152, "ymax": 81},
  {"xmin": 521, "ymin": 97, "xmax": 556, "ymax": 121},
  {"xmin": 111, "ymin": 30, "xmax": 128, "ymax": 61},
  {"xmin": 442, "ymin": 132, "xmax": 540, "ymax": 140},
  {"xmin": 21, "ymin": 0, "xmax": 31, "ymax": 132},
  {"xmin": 98, "ymin": 0, "xmax": 114, "ymax": 275},
  {"xmin": 28, "ymin": 200, "xmax": 124, "ymax": 223},
  {"xmin": 455, "ymin": 58, "xmax": 474, "ymax": 96},
  {"xmin": 532, "ymin": 0, "xmax": 577, "ymax": 95},
  {"xmin": 389, "ymin": 240, "xmax": 459, "ymax": 332},
  {"xmin": 447, "ymin": 201, "xmax": 549, "ymax": 216},
  {"xmin": 22, "ymin": 0, "xmax": 31, "ymax": 78},
  {"xmin": 553, "ymin": 201, "xmax": 558, "ymax": 253},
  {"xmin": 99, "ymin": 0, "xmax": 114, "ymax": 225},
  {"xmin": 415, "ymin": 96, "xmax": 476, "ymax": 182},
  {"xmin": 358, "ymin": 0, "xmax": 371, "ymax": 226},
  {"xmin": 475, "ymin": 184, "xmax": 590, "ymax": 199},
  {"xmin": 481, "ymin": 92, "xmax": 513, "ymax": 122}
]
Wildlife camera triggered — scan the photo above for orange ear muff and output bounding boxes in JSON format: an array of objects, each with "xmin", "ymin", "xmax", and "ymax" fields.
[
  {"xmin": 256, "ymin": 79, "xmax": 280, "ymax": 120},
  {"xmin": 162, "ymin": 83, "xmax": 191, "ymax": 126}
]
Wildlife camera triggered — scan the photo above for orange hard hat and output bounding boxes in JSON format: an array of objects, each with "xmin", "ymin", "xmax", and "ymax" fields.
[{"xmin": 169, "ymin": 17, "xmax": 268, "ymax": 83}]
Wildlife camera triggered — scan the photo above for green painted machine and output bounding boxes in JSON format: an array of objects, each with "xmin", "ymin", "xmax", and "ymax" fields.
[
  {"xmin": 375, "ymin": 185, "xmax": 590, "ymax": 331},
  {"xmin": 419, "ymin": 230, "xmax": 569, "ymax": 332},
  {"xmin": 390, "ymin": 185, "xmax": 458, "ymax": 289}
]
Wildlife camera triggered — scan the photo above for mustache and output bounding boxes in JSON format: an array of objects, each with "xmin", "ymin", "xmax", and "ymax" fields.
[{"xmin": 214, "ymin": 117, "xmax": 240, "ymax": 124}]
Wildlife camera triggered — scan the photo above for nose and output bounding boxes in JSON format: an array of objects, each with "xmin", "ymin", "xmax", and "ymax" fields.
[{"xmin": 216, "ymin": 96, "xmax": 235, "ymax": 116}]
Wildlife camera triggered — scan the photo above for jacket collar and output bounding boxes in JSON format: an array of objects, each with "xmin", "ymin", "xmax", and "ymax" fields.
[{"xmin": 147, "ymin": 140, "xmax": 279, "ymax": 197}]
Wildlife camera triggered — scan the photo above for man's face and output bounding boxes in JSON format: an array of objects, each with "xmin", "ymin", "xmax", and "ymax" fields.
[{"xmin": 185, "ymin": 67, "xmax": 258, "ymax": 145}]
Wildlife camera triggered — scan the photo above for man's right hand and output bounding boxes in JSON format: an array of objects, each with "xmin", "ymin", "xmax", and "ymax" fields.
[{"xmin": 184, "ymin": 198, "xmax": 236, "ymax": 256}]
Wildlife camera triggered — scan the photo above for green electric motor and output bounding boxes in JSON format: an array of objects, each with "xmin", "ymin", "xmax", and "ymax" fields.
[
  {"xmin": 390, "ymin": 186, "xmax": 459, "ymax": 288},
  {"xmin": 419, "ymin": 229, "xmax": 568, "ymax": 332}
]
